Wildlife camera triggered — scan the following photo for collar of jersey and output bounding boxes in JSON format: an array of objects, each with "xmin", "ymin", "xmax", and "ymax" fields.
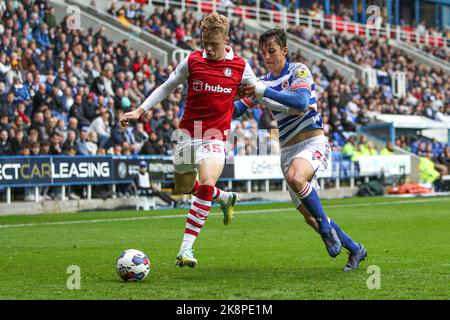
[
  {"xmin": 269, "ymin": 62, "xmax": 290, "ymax": 81},
  {"xmin": 202, "ymin": 45, "xmax": 234, "ymax": 60}
]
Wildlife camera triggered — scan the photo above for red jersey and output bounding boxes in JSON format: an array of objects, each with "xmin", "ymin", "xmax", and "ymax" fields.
[{"xmin": 139, "ymin": 46, "xmax": 257, "ymax": 141}]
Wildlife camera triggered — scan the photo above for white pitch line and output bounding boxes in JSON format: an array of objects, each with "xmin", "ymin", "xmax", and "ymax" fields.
[{"xmin": 0, "ymin": 197, "xmax": 449, "ymax": 229}]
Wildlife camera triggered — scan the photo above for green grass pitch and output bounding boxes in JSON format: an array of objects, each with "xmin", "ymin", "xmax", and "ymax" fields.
[{"xmin": 0, "ymin": 196, "xmax": 449, "ymax": 300}]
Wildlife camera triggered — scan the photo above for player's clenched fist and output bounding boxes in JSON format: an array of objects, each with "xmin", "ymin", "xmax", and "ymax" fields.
[{"xmin": 120, "ymin": 108, "xmax": 145, "ymax": 127}]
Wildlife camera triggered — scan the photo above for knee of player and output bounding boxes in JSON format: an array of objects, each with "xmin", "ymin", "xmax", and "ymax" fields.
[{"xmin": 285, "ymin": 171, "xmax": 308, "ymax": 190}]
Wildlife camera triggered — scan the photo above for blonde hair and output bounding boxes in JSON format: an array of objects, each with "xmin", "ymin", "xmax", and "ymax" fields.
[{"xmin": 200, "ymin": 12, "xmax": 229, "ymax": 36}]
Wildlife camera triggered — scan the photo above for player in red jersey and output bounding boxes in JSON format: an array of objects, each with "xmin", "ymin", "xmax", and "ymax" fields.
[{"xmin": 120, "ymin": 12, "xmax": 257, "ymax": 268}]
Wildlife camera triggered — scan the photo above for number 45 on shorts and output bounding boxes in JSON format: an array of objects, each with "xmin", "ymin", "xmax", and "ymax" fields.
[{"xmin": 203, "ymin": 142, "xmax": 224, "ymax": 154}]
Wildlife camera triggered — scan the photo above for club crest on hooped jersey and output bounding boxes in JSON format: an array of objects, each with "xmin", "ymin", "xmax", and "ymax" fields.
[
  {"xmin": 312, "ymin": 150, "xmax": 323, "ymax": 161},
  {"xmin": 192, "ymin": 80, "xmax": 204, "ymax": 91},
  {"xmin": 298, "ymin": 68, "xmax": 308, "ymax": 78},
  {"xmin": 223, "ymin": 67, "xmax": 233, "ymax": 77},
  {"xmin": 281, "ymin": 80, "xmax": 289, "ymax": 90}
]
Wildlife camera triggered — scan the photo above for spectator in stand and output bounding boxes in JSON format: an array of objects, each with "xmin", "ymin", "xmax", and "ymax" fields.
[
  {"xmin": 89, "ymin": 110, "xmax": 111, "ymax": 147},
  {"xmin": 30, "ymin": 142, "xmax": 40, "ymax": 156},
  {"xmin": 76, "ymin": 127, "xmax": 90, "ymax": 156},
  {"xmin": 133, "ymin": 121, "xmax": 149, "ymax": 152},
  {"xmin": 351, "ymin": 144, "xmax": 365, "ymax": 163},
  {"xmin": 62, "ymin": 130, "xmax": 77, "ymax": 154},
  {"xmin": 10, "ymin": 129, "xmax": 24, "ymax": 155},
  {"xmin": 380, "ymin": 141, "xmax": 394, "ymax": 155},
  {"xmin": 156, "ymin": 119, "xmax": 174, "ymax": 151},
  {"xmin": 12, "ymin": 76, "xmax": 31, "ymax": 105},
  {"xmin": 140, "ymin": 131, "xmax": 161, "ymax": 155},
  {"xmin": 86, "ymin": 131, "xmax": 99, "ymax": 156},
  {"xmin": 419, "ymin": 153, "xmax": 440, "ymax": 189},
  {"xmin": 366, "ymin": 141, "xmax": 378, "ymax": 156},
  {"xmin": 427, "ymin": 143, "xmax": 449, "ymax": 177},
  {"xmin": 417, "ymin": 141, "xmax": 428, "ymax": 157},
  {"xmin": 40, "ymin": 139, "xmax": 50, "ymax": 155},
  {"xmin": 48, "ymin": 131, "xmax": 62, "ymax": 155},
  {"xmin": 30, "ymin": 111, "xmax": 46, "ymax": 138},
  {"xmin": 32, "ymin": 83, "xmax": 49, "ymax": 116},
  {"xmin": 66, "ymin": 117, "xmax": 79, "ymax": 137},
  {"xmin": 341, "ymin": 135, "xmax": 357, "ymax": 158},
  {"xmin": 0, "ymin": 129, "xmax": 13, "ymax": 155},
  {"xmin": 437, "ymin": 146, "xmax": 450, "ymax": 174},
  {"xmin": 117, "ymin": 8, "xmax": 131, "ymax": 27},
  {"xmin": 108, "ymin": 122, "xmax": 128, "ymax": 150},
  {"xmin": 0, "ymin": 91, "xmax": 15, "ymax": 118},
  {"xmin": 69, "ymin": 94, "xmax": 90, "ymax": 128}
]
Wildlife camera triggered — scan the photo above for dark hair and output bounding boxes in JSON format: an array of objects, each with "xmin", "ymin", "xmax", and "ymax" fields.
[{"xmin": 259, "ymin": 28, "xmax": 287, "ymax": 49}]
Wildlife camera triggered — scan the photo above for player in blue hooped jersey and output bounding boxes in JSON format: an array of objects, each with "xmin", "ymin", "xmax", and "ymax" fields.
[{"xmin": 234, "ymin": 29, "xmax": 367, "ymax": 271}]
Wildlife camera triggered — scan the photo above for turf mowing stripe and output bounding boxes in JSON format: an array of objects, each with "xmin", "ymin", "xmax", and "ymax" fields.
[{"xmin": 0, "ymin": 197, "xmax": 449, "ymax": 229}]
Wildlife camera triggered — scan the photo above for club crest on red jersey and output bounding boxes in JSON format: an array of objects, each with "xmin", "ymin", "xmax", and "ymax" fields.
[{"xmin": 223, "ymin": 67, "xmax": 233, "ymax": 77}]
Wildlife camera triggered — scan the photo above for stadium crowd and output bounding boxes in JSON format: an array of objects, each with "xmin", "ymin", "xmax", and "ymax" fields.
[
  {"xmin": 289, "ymin": 27, "xmax": 450, "ymax": 122},
  {"xmin": 0, "ymin": 0, "xmax": 184, "ymax": 160},
  {"xmin": 419, "ymin": 45, "xmax": 450, "ymax": 62}
]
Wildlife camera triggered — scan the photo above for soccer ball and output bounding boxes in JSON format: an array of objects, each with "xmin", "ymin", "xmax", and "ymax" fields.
[{"xmin": 116, "ymin": 249, "xmax": 151, "ymax": 282}]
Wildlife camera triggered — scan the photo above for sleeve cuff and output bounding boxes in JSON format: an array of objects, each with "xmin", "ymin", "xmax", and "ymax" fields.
[{"xmin": 291, "ymin": 83, "xmax": 312, "ymax": 91}]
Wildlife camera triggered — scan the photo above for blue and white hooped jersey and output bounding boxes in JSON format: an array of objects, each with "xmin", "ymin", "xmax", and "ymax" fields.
[{"xmin": 242, "ymin": 62, "xmax": 323, "ymax": 147}]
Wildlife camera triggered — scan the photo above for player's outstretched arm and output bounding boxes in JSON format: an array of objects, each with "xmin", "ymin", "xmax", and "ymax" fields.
[
  {"xmin": 241, "ymin": 82, "xmax": 311, "ymax": 112},
  {"xmin": 233, "ymin": 93, "xmax": 304, "ymax": 119},
  {"xmin": 120, "ymin": 56, "xmax": 190, "ymax": 127},
  {"xmin": 240, "ymin": 64, "xmax": 314, "ymax": 112},
  {"xmin": 256, "ymin": 96, "xmax": 304, "ymax": 115},
  {"xmin": 263, "ymin": 86, "xmax": 311, "ymax": 112}
]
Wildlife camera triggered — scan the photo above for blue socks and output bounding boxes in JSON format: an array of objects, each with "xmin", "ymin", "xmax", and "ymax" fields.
[
  {"xmin": 329, "ymin": 219, "xmax": 360, "ymax": 254},
  {"xmin": 298, "ymin": 182, "xmax": 360, "ymax": 253},
  {"xmin": 298, "ymin": 186, "xmax": 332, "ymax": 236}
]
